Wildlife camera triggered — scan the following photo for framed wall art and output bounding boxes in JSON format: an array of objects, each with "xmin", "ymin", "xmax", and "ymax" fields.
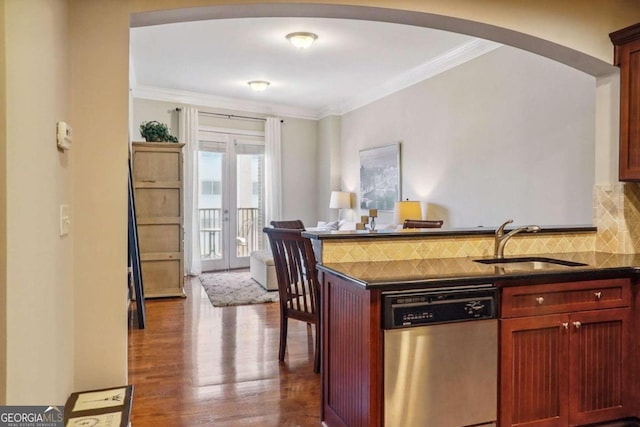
[{"xmin": 359, "ymin": 143, "xmax": 401, "ymax": 210}]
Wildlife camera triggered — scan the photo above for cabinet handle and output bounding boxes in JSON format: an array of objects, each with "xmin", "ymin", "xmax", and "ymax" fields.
[
  {"xmin": 594, "ymin": 291, "xmax": 602, "ymax": 300},
  {"xmin": 536, "ymin": 297, "xmax": 544, "ymax": 305},
  {"xmin": 573, "ymin": 321, "xmax": 582, "ymax": 329},
  {"xmin": 562, "ymin": 322, "xmax": 569, "ymax": 330}
]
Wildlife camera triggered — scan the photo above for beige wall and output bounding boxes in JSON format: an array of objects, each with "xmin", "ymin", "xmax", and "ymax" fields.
[
  {"xmin": 0, "ymin": 0, "xmax": 635, "ymax": 405},
  {"xmin": 0, "ymin": 0, "xmax": 7, "ymax": 406},
  {"xmin": 69, "ymin": 0, "xmax": 129, "ymax": 392},
  {"xmin": 4, "ymin": 0, "xmax": 74, "ymax": 404}
]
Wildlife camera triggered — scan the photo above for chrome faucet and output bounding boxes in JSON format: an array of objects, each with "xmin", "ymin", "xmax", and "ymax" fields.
[{"xmin": 494, "ymin": 219, "xmax": 541, "ymax": 259}]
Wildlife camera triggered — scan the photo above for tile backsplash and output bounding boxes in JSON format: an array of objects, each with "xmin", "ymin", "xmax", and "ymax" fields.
[
  {"xmin": 320, "ymin": 183, "xmax": 640, "ymax": 264},
  {"xmin": 321, "ymin": 232, "xmax": 596, "ymax": 263},
  {"xmin": 594, "ymin": 183, "xmax": 640, "ymax": 253}
]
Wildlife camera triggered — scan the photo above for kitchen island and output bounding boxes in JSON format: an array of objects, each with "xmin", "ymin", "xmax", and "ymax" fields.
[{"xmin": 309, "ymin": 227, "xmax": 640, "ymax": 427}]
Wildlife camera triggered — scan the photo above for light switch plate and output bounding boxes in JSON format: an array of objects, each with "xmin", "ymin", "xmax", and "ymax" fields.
[
  {"xmin": 57, "ymin": 121, "xmax": 72, "ymax": 150},
  {"xmin": 60, "ymin": 204, "xmax": 70, "ymax": 236}
]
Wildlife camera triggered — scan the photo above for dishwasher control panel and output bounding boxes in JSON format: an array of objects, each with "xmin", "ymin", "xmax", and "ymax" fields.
[{"xmin": 383, "ymin": 286, "xmax": 497, "ymax": 329}]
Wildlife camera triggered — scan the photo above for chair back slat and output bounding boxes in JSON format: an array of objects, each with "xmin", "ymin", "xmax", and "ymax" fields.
[
  {"xmin": 264, "ymin": 227, "xmax": 319, "ymax": 318},
  {"xmin": 263, "ymin": 221, "xmax": 320, "ymax": 372}
]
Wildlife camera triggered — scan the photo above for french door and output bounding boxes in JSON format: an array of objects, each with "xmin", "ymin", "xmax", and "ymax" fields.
[{"xmin": 198, "ymin": 130, "xmax": 265, "ymax": 271}]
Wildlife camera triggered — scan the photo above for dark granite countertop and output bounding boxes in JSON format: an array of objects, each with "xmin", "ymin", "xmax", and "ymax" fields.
[
  {"xmin": 317, "ymin": 252, "xmax": 640, "ymax": 290},
  {"xmin": 303, "ymin": 224, "xmax": 596, "ymax": 241}
]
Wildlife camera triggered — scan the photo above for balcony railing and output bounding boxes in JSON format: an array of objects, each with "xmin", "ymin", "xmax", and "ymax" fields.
[{"xmin": 199, "ymin": 208, "xmax": 263, "ymax": 259}]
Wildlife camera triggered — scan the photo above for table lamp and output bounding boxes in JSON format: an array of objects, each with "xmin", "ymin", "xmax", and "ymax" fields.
[
  {"xmin": 394, "ymin": 200, "xmax": 422, "ymax": 225},
  {"xmin": 329, "ymin": 191, "xmax": 352, "ymax": 220}
]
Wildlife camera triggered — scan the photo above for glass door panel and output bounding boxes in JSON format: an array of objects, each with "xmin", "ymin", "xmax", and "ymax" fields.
[
  {"xmin": 233, "ymin": 138, "xmax": 265, "ymax": 267},
  {"xmin": 198, "ymin": 135, "xmax": 228, "ymax": 272},
  {"xmin": 198, "ymin": 132, "xmax": 265, "ymax": 271}
]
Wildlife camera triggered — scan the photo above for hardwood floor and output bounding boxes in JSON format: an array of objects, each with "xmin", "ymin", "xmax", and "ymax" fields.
[{"xmin": 128, "ymin": 276, "xmax": 321, "ymax": 426}]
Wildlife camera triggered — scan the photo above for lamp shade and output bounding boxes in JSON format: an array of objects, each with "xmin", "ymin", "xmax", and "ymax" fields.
[
  {"xmin": 394, "ymin": 200, "xmax": 422, "ymax": 225},
  {"xmin": 329, "ymin": 191, "xmax": 351, "ymax": 209}
]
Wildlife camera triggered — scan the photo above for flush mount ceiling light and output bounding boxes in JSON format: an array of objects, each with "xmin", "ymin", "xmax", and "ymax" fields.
[
  {"xmin": 247, "ymin": 80, "xmax": 270, "ymax": 92},
  {"xmin": 286, "ymin": 32, "xmax": 318, "ymax": 49}
]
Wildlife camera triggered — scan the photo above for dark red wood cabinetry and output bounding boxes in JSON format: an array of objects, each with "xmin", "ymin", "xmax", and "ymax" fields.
[
  {"xmin": 321, "ymin": 272, "xmax": 383, "ymax": 427},
  {"xmin": 611, "ymin": 23, "xmax": 640, "ymax": 180},
  {"xmin": 320, "ymin": 270, "xmax": 636, "ymax": 427},
  {"xmin": 499, "ymin": 279, "xmax": 633, "ymax": 427}
]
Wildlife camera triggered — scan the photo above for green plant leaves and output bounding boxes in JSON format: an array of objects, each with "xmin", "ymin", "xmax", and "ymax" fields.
[{"xmin": 139, "ymin": 120, "xmax": 178, "ymax": 142}]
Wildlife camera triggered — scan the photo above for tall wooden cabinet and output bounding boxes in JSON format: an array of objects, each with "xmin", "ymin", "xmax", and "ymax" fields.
[
  {"xmin": 131, "ymin": 142, "xmax": 185, "ymax": 298},
  {"xmin": 610, "ymin": 23, "xmax": 640, "ymax": 180},
  {"xmin": 499, "ymin": 279, "xmax": 633, "ymax": 426}
]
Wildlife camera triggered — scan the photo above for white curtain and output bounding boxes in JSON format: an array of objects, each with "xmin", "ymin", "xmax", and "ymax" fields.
[
  {"xmin": 179, "ymin": 106, "xmax": 202, "ymax": 276},
  {"xmin": 265, "ymin": 117, "xmax": 282, "ymax": 227}
]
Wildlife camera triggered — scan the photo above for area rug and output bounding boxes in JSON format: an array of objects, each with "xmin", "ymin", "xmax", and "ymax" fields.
[{"xmin": 199, "ymin": 269, "xmax": 279, "ymax": 307}]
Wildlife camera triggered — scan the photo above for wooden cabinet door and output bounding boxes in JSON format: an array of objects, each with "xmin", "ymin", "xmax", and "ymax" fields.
[
  {"xmin": 568, "ymin": 308, "xmax": 633, "ymax": 425},
  {"xmin": 500, "ymin": 315, "xmax": 570, "ymax": 427},
  {"xmin": 617, "ymin": 38, "xmax": 640, "ymax": 180},
  {"xmin": 611, "ymin": 24, "xmax": 640, "ymax": 180}
]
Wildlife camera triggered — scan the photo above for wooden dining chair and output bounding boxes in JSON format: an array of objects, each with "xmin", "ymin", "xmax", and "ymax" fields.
[
  {"xmin": 270, "ymin": 219, "xmax": 305, "ymax": 230},
  {"xmin": 263, "ymin": 227, "xmax": 320, "ymax": 373},
  {"xmin": 403, "ymin": 219, "xmax": 444, "ymax": 229}
]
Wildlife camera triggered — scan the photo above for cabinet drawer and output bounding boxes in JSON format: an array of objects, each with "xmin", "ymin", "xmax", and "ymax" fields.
[
  {"xmin": 141, "ymin": 258, "xmax": 184, "ymax": 298},
  {"xmin": 135, "ymin": 188, "xmax": 181, "ymax": 218},
  {"xmin": 501, "ymin": 278, "xmax": 630, "ymax": 318},
  {"xmin": 137, "ymin": 224, "xmax": 181, "ymax": 253},
  {"xmin": 133, "ymin": 150, "xmax": 182, "ymax": 182}
]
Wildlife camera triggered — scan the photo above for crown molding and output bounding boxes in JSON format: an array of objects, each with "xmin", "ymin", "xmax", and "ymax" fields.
[
  {"xmin": 327, "ymin": 39, "xmax": 502, "ymax": 117},
  {"xmin": 132, "ymin": 39, "xmax": 501, "ymax": 121},
  {"xmin": 131, "ymin": 86, "xmax": 321, "ymax": 120}
]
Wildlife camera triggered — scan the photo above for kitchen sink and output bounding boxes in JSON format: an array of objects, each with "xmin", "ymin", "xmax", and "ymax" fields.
[{"xmin": 474, "ymin": 257, "xmax": 588, "ymax": 270}]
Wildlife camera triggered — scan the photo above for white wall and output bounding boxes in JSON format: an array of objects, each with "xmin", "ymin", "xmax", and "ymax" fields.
[
  {"xmin": 317, "ymin": 116, "xmax": 342, "ymax": 221},
  {"xmin": 341, "ymin": 46, "xmax": 596, "ymax": 228},
  {"xmin": 595, "ymin": 72, "xmax": 621, "ymax": 184},
  {"xmin": 132, "ymin": 98, "xmax": 319, "ymax": 226},
  {"xmin": 280, "ymin": 118, "xmax": 318, "ymax": 226},
  {"xmin": 4, "ymin": 0, "xmax": 74, "ymax": 404}
]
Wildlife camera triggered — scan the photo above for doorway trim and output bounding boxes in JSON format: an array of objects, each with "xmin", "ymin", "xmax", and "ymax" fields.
[{"xmin": 130, "ymin": 3, "xmax": 615, "ymax": 77}]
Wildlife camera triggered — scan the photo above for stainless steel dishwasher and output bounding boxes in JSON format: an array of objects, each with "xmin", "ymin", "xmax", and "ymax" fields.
[{"xmin": 383, "ymin": 284, "xmax": 498, "ymax": 427}]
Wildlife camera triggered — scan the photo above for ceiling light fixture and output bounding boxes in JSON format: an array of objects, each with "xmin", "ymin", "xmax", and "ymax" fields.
[
  {"xmin": 286, "ymin": 32, "xmax": 318, "ymax": 49},
  {"xmin": 247, "ymin": 80, "xmax": 270, "ymax": 92}
]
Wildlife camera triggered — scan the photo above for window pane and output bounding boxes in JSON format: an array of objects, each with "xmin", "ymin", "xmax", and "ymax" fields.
[
  {"xmin": 236, "ymin": 147, "xmax": 265, "ymax": 256},
  {"xmin": 198, "ymin": 150, "xmax": 224, "ymax": 260}
]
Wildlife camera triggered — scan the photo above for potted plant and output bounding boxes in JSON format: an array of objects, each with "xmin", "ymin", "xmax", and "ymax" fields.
[{"xmin": 139, "ymin": 121, "xmax": 179, "ymax": 142}]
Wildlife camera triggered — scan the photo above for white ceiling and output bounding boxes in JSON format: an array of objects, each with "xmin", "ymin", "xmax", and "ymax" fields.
[{"xmin": 130, "ymin": 17, "xmax": 500, "ymax": 119}]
